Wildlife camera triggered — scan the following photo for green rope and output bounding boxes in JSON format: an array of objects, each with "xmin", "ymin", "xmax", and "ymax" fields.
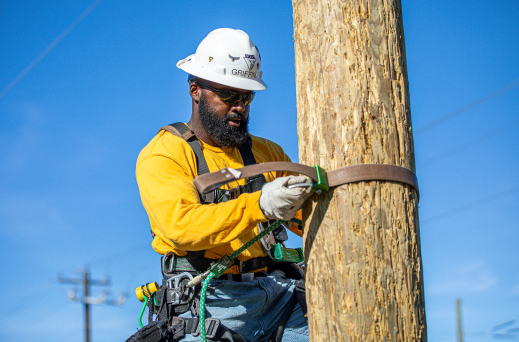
[
  {"xmin": 199, "ymin": 218, "xmax": 302, "ymax": 341},
  {"xmin": 138, "ymin": 296, "xmax": 148, "ymax": 328},
  {"xmin": 199, "ymin": 272, "xmax": 216, "ymax": 342},
  {"xmin": 230, "ymin": 220, "xmax": 284, "ymax": 259}
]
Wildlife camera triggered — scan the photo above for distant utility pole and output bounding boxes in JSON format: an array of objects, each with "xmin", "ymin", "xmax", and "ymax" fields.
[
  {"xmin": 59, "ymin": 267, "xmax": 125, "ymax": 342},
  {"xmin": 457, "ymin": 298, "xmax": 463, "ymax": 342}
]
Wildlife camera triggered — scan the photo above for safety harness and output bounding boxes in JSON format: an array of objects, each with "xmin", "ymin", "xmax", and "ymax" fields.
[{"xmin": 128, "ymin": 123, "xmax": 306, "ymax": 342}]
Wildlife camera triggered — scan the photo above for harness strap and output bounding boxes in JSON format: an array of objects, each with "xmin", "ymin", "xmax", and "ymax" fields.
[
  {"xmin": 170, "ymin": 316, "xmax": 221, "ymax": 339},
  {"xmin": 162, "ymin": 252, "xmax": 273, "ymax": 277},
  {"xmin": 160, "ymin": 123, "xmax": 211, "ymax": 176},
  {"xmin": 193, "ymin": 162, "xmax": 420, "ymax": 201},
  {"xmin": 171, "ymin": 316, "xmax": 249, "ymax": 342},
  {"xmin": 238, "ymin": 136, "xmax": 256, "ymax": 166}
]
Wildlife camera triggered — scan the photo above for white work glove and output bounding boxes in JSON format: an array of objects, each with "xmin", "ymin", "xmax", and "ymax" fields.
[{"xmin": 259, "ymin": 175, "xmax": 310, "ymax": 221}]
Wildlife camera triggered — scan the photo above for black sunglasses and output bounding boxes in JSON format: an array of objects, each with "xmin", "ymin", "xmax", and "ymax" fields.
[{"xmin": 193, "ymin": 81, "xmax": 255, "ymax": 106}]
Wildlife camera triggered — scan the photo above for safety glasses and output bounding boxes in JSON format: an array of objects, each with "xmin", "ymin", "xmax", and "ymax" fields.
[{"xmin": 193, "ymin": 81, "xmax": 255, "ymax": 106}]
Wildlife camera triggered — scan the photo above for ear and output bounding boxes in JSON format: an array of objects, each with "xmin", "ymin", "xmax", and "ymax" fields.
[{"xmin": 189, "ymin": 82, "xmax": 201, "ymax": 103}]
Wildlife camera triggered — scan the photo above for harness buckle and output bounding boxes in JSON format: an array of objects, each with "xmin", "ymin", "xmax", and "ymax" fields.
[
  {"xmin": 166, "ymin": 272, "xmax": 195, "ymax": 305},
  {"xmin": 257, "ymin": 221, "xmax": 277, "ymax": 255},
  {"xmin": 193, "ymin": 317, "xmax": 221, "ymax": 339},
  {"xmin": 224, "ymin": 187, "xmax": 241, "ymax": 200},
  {"xmin": 203, "ymin": 190, "xmax": 216, "ymax": 203}
]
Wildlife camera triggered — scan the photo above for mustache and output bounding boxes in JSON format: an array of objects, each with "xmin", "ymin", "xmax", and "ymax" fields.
[{"xmin": 225, "ymin": 113, "xmax": 246, "ymax": 121}]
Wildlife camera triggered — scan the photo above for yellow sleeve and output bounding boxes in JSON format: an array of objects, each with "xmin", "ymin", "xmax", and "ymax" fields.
[
  {"xmin": 136, "ymin": 133, "xmax": 269, "ymax": 254},
  {"xmin": 287, "ymin": 211, "xmax": 303, "ymax": 237}
]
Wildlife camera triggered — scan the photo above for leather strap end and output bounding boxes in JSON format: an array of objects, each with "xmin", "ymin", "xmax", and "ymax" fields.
[
  {"xmin": 194, "ymin": 168, "xmax": 238, "ymax": 194},
  {"xmin": 193, "ymin": 162, "xmax": 319, "ymax": 194}
]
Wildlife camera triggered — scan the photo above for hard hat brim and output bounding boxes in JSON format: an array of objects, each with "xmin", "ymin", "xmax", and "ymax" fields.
[{"xmin": 177, "ymin": 58, "xmax": 267, "ymax": 91}]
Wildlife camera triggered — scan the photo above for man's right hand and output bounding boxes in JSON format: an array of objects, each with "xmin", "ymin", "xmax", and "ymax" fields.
[{"xmin": 259, "ymin": 176, "xmax": 311, "ymax": 221}]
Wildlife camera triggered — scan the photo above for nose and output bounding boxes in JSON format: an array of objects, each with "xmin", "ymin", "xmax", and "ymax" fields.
[{"xmin": 232, "ymin": 99, "xmax": 246, "ymax": 113}]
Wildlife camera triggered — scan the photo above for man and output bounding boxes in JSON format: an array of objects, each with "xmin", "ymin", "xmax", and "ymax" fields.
[{"xmin": 136, "ymin": 28, "xmax": 309, "ymax": 342}]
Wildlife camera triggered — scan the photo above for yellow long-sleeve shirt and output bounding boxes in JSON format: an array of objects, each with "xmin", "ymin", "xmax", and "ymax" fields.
[{"xmin": 136, "ymin": 128, "xmax": 302, "ymax": 269}]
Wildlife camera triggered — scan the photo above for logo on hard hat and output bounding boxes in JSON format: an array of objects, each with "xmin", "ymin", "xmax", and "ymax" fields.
[
  {"xmin": 209, "ymin": 56, "xmax": 213, "ymax": 62},
  {"xmin": 232, "ymin": 69, "xmax": 257, "ymax": 79},
  {"xmin": 226, "ymin": 52, "xmax": 242, "ymax": 66},
  {"xmin": 243, "ymin": 54, "xmax": 256, "ymax": 71}
]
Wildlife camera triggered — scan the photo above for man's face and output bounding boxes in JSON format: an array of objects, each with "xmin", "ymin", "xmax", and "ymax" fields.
[{"xmin": 197, "ymin": 82, "xmax": 251, "ymax": 148}]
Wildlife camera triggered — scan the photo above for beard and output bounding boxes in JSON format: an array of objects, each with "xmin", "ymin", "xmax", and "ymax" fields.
[{"xmin": 198, "ymin": 91, "xmax": 250, "ymax": 148}]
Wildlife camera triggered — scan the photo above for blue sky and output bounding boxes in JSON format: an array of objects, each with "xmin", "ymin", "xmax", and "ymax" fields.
[{"xmin": 1, "ymin": 0, "xmax": 518, "ymax": 341}]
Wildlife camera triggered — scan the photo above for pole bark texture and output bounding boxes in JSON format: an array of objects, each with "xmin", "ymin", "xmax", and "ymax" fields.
[{"xmin": 292, "ymin": 1, "xmax": 426, "ymax": 341}]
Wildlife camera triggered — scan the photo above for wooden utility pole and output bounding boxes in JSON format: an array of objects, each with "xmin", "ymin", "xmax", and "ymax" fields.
[
  {"xmin": 59, "ymin": 268, "xmax": 117, "ymax": 342},
  {"xmin": 84, "ymin": 269, "xmax": 91, "ymax": 342},
  {"xmin": 292, "ymin": 0, "xmax": 426, "ymax": 341},
  {"xmin": 457, "ymin": 299, "xmax": 463, "ymax": 342}
]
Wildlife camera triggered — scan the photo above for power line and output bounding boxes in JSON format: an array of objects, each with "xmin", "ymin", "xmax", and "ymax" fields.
[
  {"xmin": 421, "ymin": 184, "xmax": 519, "ymax": 225},
  {"xmin": 88, "ymin": 243, "xmax": 150, "ymax": 266},
  {"xmin": 415, "ymin": 76, "xmax": 519, "ymax": 135},
  {"xmin": 420, "ymin": 117, "xmax": 519, "ymax": 167},
  {"xmin": 0, "ymin": 0, "xmax": 104, "ymax": 100}
]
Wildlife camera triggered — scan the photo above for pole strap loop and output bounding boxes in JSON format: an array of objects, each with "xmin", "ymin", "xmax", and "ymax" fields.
[{"xmin": 193, "ymin": 162, "xmax": 419, "ymax": 201}]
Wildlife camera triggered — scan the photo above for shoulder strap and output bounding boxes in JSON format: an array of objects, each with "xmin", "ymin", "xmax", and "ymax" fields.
[
  {"xmin": 160, "ymin": 123, "xmax": 259, "ymax": 173},
  {"xmin": 238, "ymin": 136, "xmax": 257, "ymax": 166},
  {"xmin": 159, "ymin": 123, "xmax": 210, "ymax": 176}
]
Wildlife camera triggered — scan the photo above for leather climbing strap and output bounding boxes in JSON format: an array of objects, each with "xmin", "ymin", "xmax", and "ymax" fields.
[{"xmin": 193, "ymin": 162, "xmax": 420, "ymax": 201}]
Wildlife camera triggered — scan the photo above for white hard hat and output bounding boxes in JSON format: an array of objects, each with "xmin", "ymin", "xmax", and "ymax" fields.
[{"xmin": 176, "ymin": 28, "xmax": 267, "ymax": 91}]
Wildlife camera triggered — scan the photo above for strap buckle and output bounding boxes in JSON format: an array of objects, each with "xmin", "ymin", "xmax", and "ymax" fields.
[
  {"xmin": 202, "ymin": 189, "xmax": 217, "ymax": 203},
  {"xmin": 224, "ymin": 187, "xmax": 241, "ymax": 200},
  {"xmin": 193, "ymin": 317, "xmax": 221, "ymax": 339},
  {"xmin": 257, "ymin": 221, "xmax": 277, "ymax": 254},
  {"xmin": 166, "ymin": 272, "xmax": 195, "ymax": 305}
]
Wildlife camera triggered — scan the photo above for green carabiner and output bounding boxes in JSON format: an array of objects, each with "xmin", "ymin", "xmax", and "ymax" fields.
[{"xmin": 312, "ymin": 165, "xmax": 329, "ymax": 193}]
